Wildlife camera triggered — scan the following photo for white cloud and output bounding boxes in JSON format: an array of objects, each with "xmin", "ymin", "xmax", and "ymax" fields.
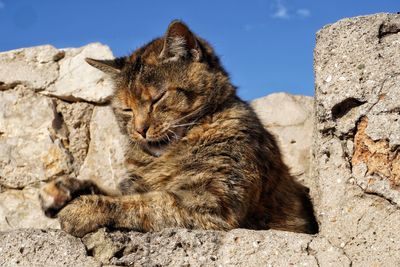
[
  {"xmin": 297, "ymin": 8, "xmax": 311, "ymax": 18},
  {"xmin": 271, "ymin": 1, "xmax": 311, "ymax": 20},
  {"xmin": 272, "ymin": 0, "xmax": 289, "ymax": 19}
]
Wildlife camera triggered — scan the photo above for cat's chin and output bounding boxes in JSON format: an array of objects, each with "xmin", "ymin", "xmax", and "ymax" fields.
[
  {"xmin": 141, "ymin": 133, "xmax": 180, "ymax": 157},
  {"xmin": 142, "ymin": 136, "xmax": 171, "ymax": 157},
  {"xmin": 143, "ymin": 143, "xmax": 168, "ymax": 157},
  {"xmin": 135, "ymin": 127, "xmax": 186, "ymax": 157}
]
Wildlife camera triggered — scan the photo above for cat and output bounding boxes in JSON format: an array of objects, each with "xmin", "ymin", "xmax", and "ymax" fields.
[{"xmin": 40, "ymin": 20, "xmax": 319, "ymax": 237}]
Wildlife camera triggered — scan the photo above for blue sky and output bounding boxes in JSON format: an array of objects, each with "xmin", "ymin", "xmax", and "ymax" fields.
[{"xmin": 0, "ymin": 1, "xmax": 398, "ymax": 100}]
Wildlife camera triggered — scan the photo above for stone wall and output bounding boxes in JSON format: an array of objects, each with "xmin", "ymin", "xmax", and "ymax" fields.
[
  {"xmin": 313, "ymin": 13, "xmax": 400, "ymax": 266},
  {"xmin": 0, "ymin": 13, "xmax": 399, "ymax": 267},
  {"xmin": 0, "ymin": 43, "xmax": 128, "ymax": 232}
]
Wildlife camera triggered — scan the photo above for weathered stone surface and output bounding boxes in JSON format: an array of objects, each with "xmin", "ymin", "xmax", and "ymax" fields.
[
  {"xmin": 352, "ymin": 117, "xmax": 400, "ymax": 204},
  {"xmin": 314, "ymin": 13, "xmax": 400, "ymax": 266},
  {"xmin": 82, "ymin": 228, "xmax": 320, "ymax": 267},
  {"xmin": 0, "ymin": 45, "xmax": 62, "ymax": 91},
  {"xmin": 0, "ymin": 87, "xmax": 73, "ymax": 189},
  {"xmin": 0, "ymin": 186, "xmax": 59, "ymax": 231},
  {"xmin": 45, "ymin": 43, "xmax": 115, "ymax": 103},
  {"xmin": 0, "ymin": 229, "xmax": 99, "ymax": 267},
  {"xmin": 0, "ymin": 228, "xmax": 351, "ymax": 267},
  {"xmin": 308, "ymin": 237, "xmax": 351, "ymax": 266},
  {"xmin": 56, "ymin": 100, "xmax": 94, "ymax": 174},
  {"xmin": 0, "ymin": 43, "xmax": 114, "ymax": 103},
  {"xmin": 77, "ymin": 106, "xmax": 128, "ymax": 189},
  {"xmin": 0, "ymin": 227, "xmax": 351, "ymax": 267},
  {"xmin": 251, "ymin": 93, "xmax": 314, "ymax": 190}
]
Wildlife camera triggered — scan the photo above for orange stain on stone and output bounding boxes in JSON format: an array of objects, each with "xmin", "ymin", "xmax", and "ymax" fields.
[{"xmin": 352, "ymin": 116, "xmax": 400, "ymax": 188}]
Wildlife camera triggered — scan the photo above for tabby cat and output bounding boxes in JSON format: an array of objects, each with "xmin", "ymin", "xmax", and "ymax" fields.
[{"xmin": 40, "ymin": 20, "xmax": 318, "ymax": 237}]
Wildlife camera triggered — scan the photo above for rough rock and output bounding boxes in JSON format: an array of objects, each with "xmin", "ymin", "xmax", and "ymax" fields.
[
  {"xmin": 313, "ymin": 13, "xmax": 400, "ymax": 266},
  {"xmin": 77, "ymin": 106, "xmax": 128, "ymax": 190},
  {"xmin": 0, "ymin": 229, "xmax": 99, "ymax": 267},
  {"xmin": 308, "ymin": 237, "xmax": 351, "ymax": 266},
  {"xmin": 0, "ymin": 43, "xmax": 114, "ymax": 103},
  {"xmin": 81, "ymin": 228, "xmax": 345, "ymax": 266},
  {"xmin": 0, "ymin": 87, "xmax": 73, "ymax": 189},
  {"xmin": 0, "ymin": 45, "xmax": 62, "ymax": 91},
  {"xmin": 56, "ymin": 100, "xmax": 94, "ymax": 173},
  {"xmin": 45, "ymin": 43, "xmax": 115, "ymax": 103},
  {"xmin": 0, "ymin": 43, "xmax": 120, "ymax": 231},
  {"xmin": 2, "ymin": 228, "xmax": 350, "ymax": 267},
  {"xmin": 251, "ymin": 93, "xmax": 314, "ymax": 190},
  {"xmin": 0, "ymin": 186, "xmax": 59, "ymax": 231}
]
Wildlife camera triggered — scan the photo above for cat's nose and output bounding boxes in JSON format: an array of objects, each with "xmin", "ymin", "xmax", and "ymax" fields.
[{"xmin": 136, "ymin": 125, "xmax": 149, "ymax": 138}]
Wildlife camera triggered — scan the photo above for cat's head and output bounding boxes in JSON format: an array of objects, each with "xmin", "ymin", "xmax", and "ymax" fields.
[{"xmin": 86, "ymin": 20, "xmax": 235, "ymax": 156}]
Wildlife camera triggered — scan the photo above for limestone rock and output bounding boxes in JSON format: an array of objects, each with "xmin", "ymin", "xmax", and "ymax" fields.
[
  {"xmin": 82, "ymin": 228, "xmax": 320, "ymax": 267},
  {"xmin": 56, "ymin": 100, "xmax": 94, "ymax": 173},
  {"xmin": 78, "ymin": 106, "xmax": 128, "ymax": 189},
  {"xmin": 78, "ymin": 228, "xmax": 353, "ymax": 266},
  {"xmin": 308, "ymin": 237, "xmax": 352, "ymax": 266},
  {"xmin": 0, "ymin": 43, "xmax": 114, "ymax": 104},
  {"xmin": 1, "ymin": 228, "xmax": 349, "ymax": 267},
  {"xmin": 251, "ymin": 93, "xmax": 314, "ymax": 190},
  {"xmin": 0, "ymin": 227, "xmax": 350, "ymax": 267},
  {"xmin": 0, "ymin": 45, "xmax": 62, "ymax": 91},
  {"xmin": 45, "ymin": 43, "xmax": 115, "ymax": 103},
  {"xmin": 314, "ymin": 13, "xmax": 400, "ymax": 266},
  {"xmin": 0, "ymin": 229, "xmax": 99, "ymax": 267},
  {"xmin": 0, "ymin": 87, "xmax": 73, "ymax": 189},
  {"xmin": 0, "ymin": 186, "xmax": 59, "ymax": 231},
  {"xmin": 216, "ymin": 230, "xmax": 316, "ymax": 266}
]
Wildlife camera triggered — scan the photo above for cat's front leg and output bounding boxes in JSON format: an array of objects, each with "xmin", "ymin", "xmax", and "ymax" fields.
[
  {"xmin": 57, "ymin": 190, "xmax": 240, "ymax": 237},
  {"xmin": 39, "ymin": 176, "xmax": 119, "ymax": 218},
  {"xmin": 57, "ymin": 195, "xmax": 114, "ymax": 237}
]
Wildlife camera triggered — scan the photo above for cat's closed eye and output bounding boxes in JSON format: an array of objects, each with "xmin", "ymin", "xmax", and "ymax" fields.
[
  {"xmin": 150, "ymin": 91, "xmax": 167, "ymax": 112},
  {"xmin": 119, "ymin": 107, "xmax": 133, "ymax": 115},
  {"xmin": 152, "ymin": 91, "xmax": 167, "ymax": 105}
]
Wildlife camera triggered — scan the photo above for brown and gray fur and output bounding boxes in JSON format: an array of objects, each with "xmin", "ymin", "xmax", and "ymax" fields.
[{"xmin": 40, "ymin": 20, "xmax": 318, "ymax": 237}]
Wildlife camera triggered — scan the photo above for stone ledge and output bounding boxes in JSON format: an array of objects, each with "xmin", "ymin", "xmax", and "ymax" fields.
[{"xmin": 0, "ymin": 228, "xmax": 351, "ymax": 267}]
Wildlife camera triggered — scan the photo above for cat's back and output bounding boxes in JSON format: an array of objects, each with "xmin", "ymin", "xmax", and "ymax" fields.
[
  {"xmin": 184, "ymin": 96, "xmax": 273, "ymax": 148},
  {"xmin": 181, "ymin": 98, "xmax": 318, "ymax": 233}
]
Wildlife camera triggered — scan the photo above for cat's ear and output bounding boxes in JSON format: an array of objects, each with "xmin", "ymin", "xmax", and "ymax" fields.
[
  {"xmin": 85, "ymin": 57, "xmax": 125, "ymax": 77},
  {"xmin": 160, "ymin": 20, "xmax": 202, "ymax": 62}
]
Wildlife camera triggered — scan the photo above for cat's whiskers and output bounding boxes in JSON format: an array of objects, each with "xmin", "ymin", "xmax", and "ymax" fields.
[
  {"xmin": 170, "ymin": 121, "xmax": 198, "ymax": 128},
  {"xmin": 128, "ymin": 139, "xmax": 140, "ymax": 151},
  {"xmin": 172, "ymin": 106, "xmax": 208, "ymax": 124},
  {"xmin": 126, "ymin": 139, "xmax": 138, "ymax": 153},
  {"xmin": 167, "ymin": 129, "xmax": 179, "ymax": 140},
  {"xmin": 165, "ymin": 133, "xmax": 171, "ymax": 143}
]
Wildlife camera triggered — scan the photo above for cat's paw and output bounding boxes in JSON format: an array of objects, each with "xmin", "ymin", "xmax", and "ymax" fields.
[
  {"xmin": 58, "ymin": 196, "xmax": 106, "ymax": 237},
  {"xmin": 39, "ymin": 177, "xmax": 81, "ymax": 218}
]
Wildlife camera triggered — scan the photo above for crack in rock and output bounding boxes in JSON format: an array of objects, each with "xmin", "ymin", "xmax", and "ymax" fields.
[{"xmin": 378, "ymin": 21, "xmax": 400, "ymax": 39}]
